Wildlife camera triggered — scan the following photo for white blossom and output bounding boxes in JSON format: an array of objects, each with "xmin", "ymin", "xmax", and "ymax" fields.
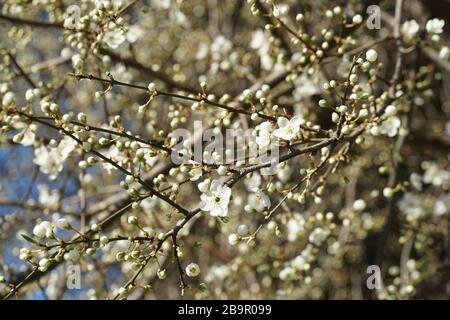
[
  {"xmin": 308, "ymin": 227, "xmax": 328, "ymax": 246},
  {"xmin": 56, "ymin": 218, "xmax": 71, "ymax": 230},
  {"xmin": 185, "ymin": 262, "xmax": 200, "ymax": 277},
  {"xmin": 286, "ymin": 213, "xmax": 305, "ymax": 242},
  {"xmin": 353, "ymin": 199, "xmax": 366, "ymax": 211},
  {"xmin": 398, "ymin": 192, "xmax": 425, "ymax": 219},
  {"xmin": 13, "ymin": 123, "xmax": 37, "ymax": 146},
  {"xmin": 2, "ymin": 91, "xmax": 15, "ymax": 106},
  {"xmin": 199, "ymin": 179, "xmax": 231, "ymax": 217},
  {"xmin": 409, "ymin": 173, "xmax": 422, "ymax": 191},
  {"xmin": 273, "ymin": 116, "xmax": 304, "ymax": 141},
  {"xmin": 103, "ymin": 29, "xmax": 126, "ymax": 48},
  {"xmin": 401, "ymin": 20, "xmax": 420, "ymax": 42},
  {"xmin": 33, "ymin": 137, "xmax": 76, "ymax": 179},
  {"xmin": 228, "ymin": 233, "xmax": 239, "ymax": 246},
  {"xmin": 423, "ymin": 163, "xmax": 450, "ymax": 187},
  {"xmin": 254, "ymin": 121, "xmax": 273, "ymax": 148},
  {"xmin": 439, "ymin": 46, "xmax": 450, "ymax": 60},
  {"xmin": 33, "ymin": 221, "xmax": 53, "ymax": 239},
  {"xmin": 237, "ymin": 224, "xmax": 249, "ymax": 236},
  {"xmin": 244, "ymin": 172, "xmax": 261, "ymax": 191},
  {"xmin": 426, "ymin": 18, "xmax": 445, "ymax": 34},
  {"xmin": 365, "ymin": 49, "xmax": 378, "ymax": 62},
  {"xmin": 38, "ymin": 258, "xmax": 52, "ymax": 272},
  {"xmin": 251, "ymin": 30, "xmax": 274, "ymax": 70},
  {"xmin": 434, "ymin": 196, "xmax": 450, "ymax": 216},
  {"xmin": 248, "ymin": 187, "xmax": 271, "ymax": 212},
  {"xmin": 379, "ymin": 116, "xmax": 401, "ymax": 137},
  {"xmin": 189, "ymin": 162, "xmax": 203, "ymax": 181},
  {"xmin": 126, "ymin": 25, "xmax": 144, "ymax": 43}
]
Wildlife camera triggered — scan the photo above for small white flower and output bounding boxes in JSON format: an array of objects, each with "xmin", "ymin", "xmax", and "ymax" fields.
[
  {"xmin": 144, "ymin": 151, "xmax": 158, "ymax": 168},
  {"xmin": 196, "ymin": 42, "xmax": 209, "ymax": 60},
  {"xmin": 56, "ymin": 218, "xmax": 71, "ymax": 230},
  {"xmin": 383, "ymin": 187, "xmax": 394, "ymax": 198},
  {"xmin": 185, "ymin": 262, "xmax": 200, "ymax": 277},
  {"xmin": 210, "ymin": 35, "xmax": 233, "ymax": 61},
  {"xmin": 2, "ymin": 91, "xmax": 15, "ymax": 106},
  {"xmin": 434, "ymin": 196, "xmax": 450, "ymax": 216},
  {"xmin": 308, "ymin": 227, "xmax": 328, "ymax": 246},
  {"xmin": 13, "ymin": 123, "xmax": 37, "ymax": 146},
  {"xmin": 248, "ymin": 187, "xmax": 271, "ymax": 212},
  {"xmin": 189, "ymin": 165, "xmax": 203, "ymax": 181},
  {"xmin": 157, "ymin": 269, "xmax": 167, "ymax": 279},
  {"xmin": 365, "ymin": 49, "xmax": 378, "ymax": 62},
  {"xmin": 292, "ymin": 255, "xmax": 308, "ymax": 271},
  {"xmin": 359, "ymin": 109, "xmax": 369, "ymax": 118},
  {"xmin": 228, "ymin": 233, "xmax": 239, "ymax": 246},
  {"xmin": 217, "ymin": 165, "xmax": 227, "ymax": 176},
  {"xmin": 71, "ymin": 54, "xmax": 83, "ymax": 70},
  {"xmin": 379, "ymin": 116, "xmax": 401, "ymax": 137},
  {"xmin": 332, "ymin": 112, "xmax": 340, "ymax": 124},
  {"xmin": 286, "ymin": 213, "xmax": 305, "ymax": 242},
  {"xmin": 384, "ymin": 105, "xmax": 397, "ymax": 117},
  {"xmin": 273, "ymin": 115, "xmax": 304, "ymax": 141},
  {"xmin": 127, "ymin": 216, "xmax": 138, "ymax": 225},
  {"xmin": 352, "ymin": 14, "xmax": 363, "ymax": 24},
  {"xmin": 353, "ymin": 199, "xmax": 366, "ymax": 211},
  {"xmin": 38, "ymin": 258, "xmax": 52, "ymax": 272},
  {"xmin": 237, "ymin": 224, "xmax": 249, "ymax": 236},
  {"xmin": 19, "ymin": 248, "xmax": 30, "ymax": 261},
  {"xmin": 423, "ymin": 163, "xmax": 450, "ymax": 187},
  {"xmin": 370, "ymin": 125, "xmax": 380, "ymax": 136},
  {"xmin": 103, "ymin": 29, "xmax": 126, "ymax": 48},
  {"xmin": 398, "ymin": 192, "xmax": 424, "ymax": 219},
  {"xmin": 409, "ymin": 173, "xmax": 422, "ymax": 191},
  {"xmin": 251, "ymin": 30, "xmax": 274, "ymax": 70},
  {"xmin": 277, "ymin": 164, "xmax": 292, "ymax": 183},
  {"xmin": 57, "ymin": 136, "xmax": 77, "ymax": 159},
  {"xmin": 254, "ymin": 121, "xmax": 273, "ymax": 148},
  {"xmin": 199, "ymin": 179, "xmax": 231, "ymax": 217},
  {"xmin": 33, "ymin": 137, "xmax": 76, "ymax": 180},
  {"xmin": 401, "ymin": 20, "xmax": 420, "ymax": 42},
  {"xmin": 63, "ymin": 5, "xmax": 81, "ymax": 30},
  {"xmin": 33, "ymin": 221, "xmax": 53, "ymax": 239},
  {"xmin": 198, "ymin": 179, "xmax": 211, "ymax": 193},
  {"xmin": 439, "ymin": 46, "xmax": 450, "ymax": 60},
  {"xmin": 126, "ymin": 25, "xmax": 144, "ymax": 43},
  {"xmin": 25, "ymin": 89, "xmax": 35, "ymax": 102},
  {"xmin": 279, "ymin": 266, "xmax": 294, "ymax": 280},
  {"xmin": 151, "ymin": 0, "xmax": 171, "ymax": 10},
  {"xmin": 100, "ymin": 236, "xmax": 109, "ymax": 246},
  {"xmin": 426, "ymin": 18, "xmax": 445, "ymax": 34},
  {"xmin": 32, "ymin": 224, "xmax": 47, "ymax": 239},
  {"xmin": 60, "ymin": 47, "xmax": 72, "ymax": 59},
  {"xmin": 244, "ymin": 172, "xmax": 261, "ymax": 191},
  {"xmin": 147, "ymin": 82, "xmax": 156, "ymax": 92}
]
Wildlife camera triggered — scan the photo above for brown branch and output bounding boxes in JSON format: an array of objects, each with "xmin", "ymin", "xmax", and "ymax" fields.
[{"xmin": 4, "ymin": 50, "xmax": 37, "ymax": 88}]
